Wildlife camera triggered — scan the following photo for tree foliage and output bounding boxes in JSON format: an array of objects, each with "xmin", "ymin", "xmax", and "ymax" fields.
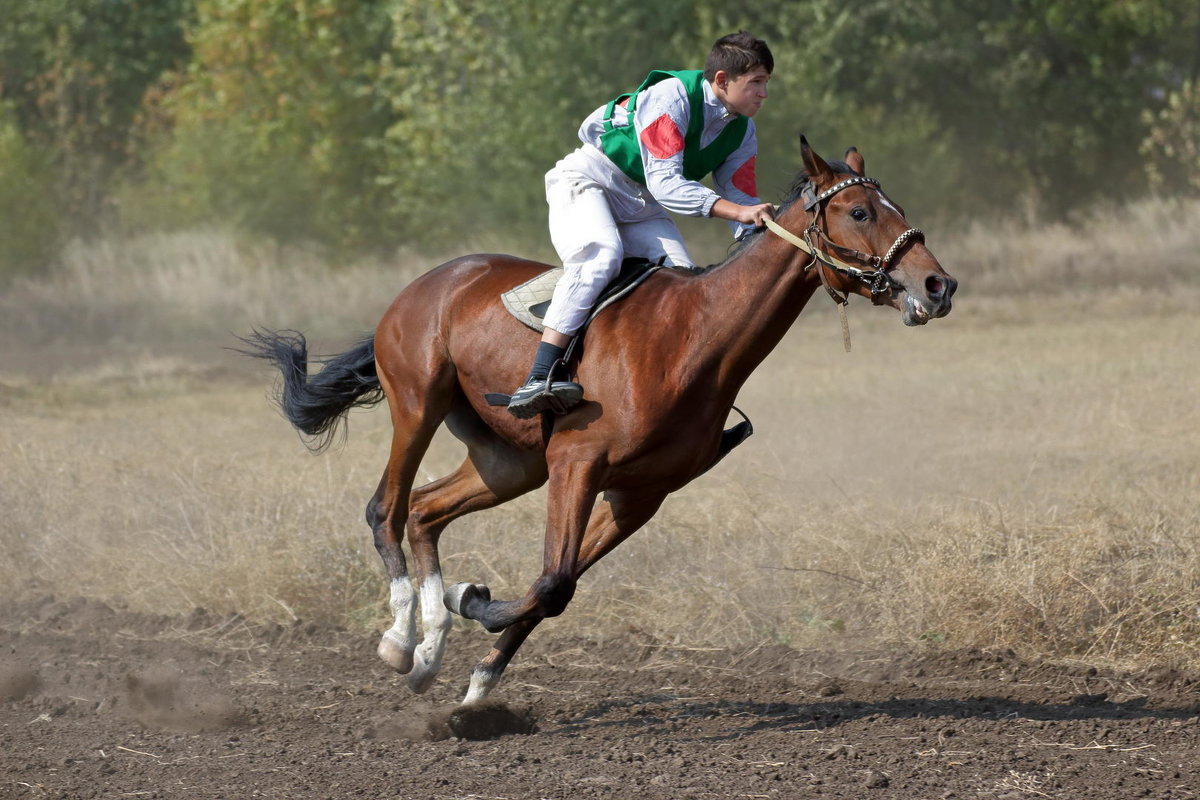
[
  {"xmin": 0, "ymin": 103, "xmax": 60, "ymax": 276},
  {"xmin": 0, "ymin": 0, "xmax": 190, "ymax": 240},
  {"xmin": 378, "ymin": 0, "xmax": 698, "ymax": 244},
  {"xmin": 1, "ymin": 0, "xmax": 1196, "ymax": 264},
  {"xmin": 134, "ymin": 0, "xmax": 397, "ymax": 252},
  {"xmin": 744, "ymin": 0, "xmax": 1200, "ymax": 219}
]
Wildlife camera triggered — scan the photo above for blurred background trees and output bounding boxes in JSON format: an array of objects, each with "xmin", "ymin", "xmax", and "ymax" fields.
[
  {"xmin": 1, "ymin": 0, "xmax": 1197, "ymax": 276},
  {"xmin": 0, "ymin": 0, "xmax": 190, "ymax": 271}
]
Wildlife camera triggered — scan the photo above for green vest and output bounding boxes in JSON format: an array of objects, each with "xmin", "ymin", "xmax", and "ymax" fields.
[{"xmin": 599, "ymin": 69, "xmax": 749, "ymax": 186}]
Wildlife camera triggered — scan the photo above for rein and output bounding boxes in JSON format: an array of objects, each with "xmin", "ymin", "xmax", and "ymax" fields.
[{"xmin": 763, "ymin": 175, "xmax": 923, "ymax": 352}]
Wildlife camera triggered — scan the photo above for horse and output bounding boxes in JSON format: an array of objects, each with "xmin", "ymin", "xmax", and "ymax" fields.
[{"xmin": 241, "ymin": 137, "xmax": 957, "ymax": 704}]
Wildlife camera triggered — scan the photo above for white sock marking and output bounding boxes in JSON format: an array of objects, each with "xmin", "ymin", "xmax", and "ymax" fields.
[
  {"xmin": 410, "ymin": 573, "xmax": 453, "ymax": 687},
  {"xmin": 463, "ymin": 669, "xmax": 498, "ymax": 705},
  {"xmin": 384, "ymin": 577, "xmax": 416, "ymax": 651}
]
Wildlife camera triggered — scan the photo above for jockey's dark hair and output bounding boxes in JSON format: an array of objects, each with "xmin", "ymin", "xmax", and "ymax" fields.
[{"xmin": 704, "ymin": 31, "xmax": 774, "ymax": 82}]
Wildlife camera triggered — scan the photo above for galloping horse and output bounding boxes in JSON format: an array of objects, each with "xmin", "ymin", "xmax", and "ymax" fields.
[{"xmin": 242, "ymin": 138, "xmax": 957, "ymax": 704}]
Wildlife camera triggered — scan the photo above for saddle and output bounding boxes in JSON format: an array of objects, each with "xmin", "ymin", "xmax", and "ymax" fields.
[{"xmin": 501, "ymin": 256, "xmax": 667, "ymax": 333}]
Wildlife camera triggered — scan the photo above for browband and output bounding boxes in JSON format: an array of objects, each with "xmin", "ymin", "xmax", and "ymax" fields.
[{"xmin": 802, "ymin": 176, "xmax": 881, "ymax": 211}]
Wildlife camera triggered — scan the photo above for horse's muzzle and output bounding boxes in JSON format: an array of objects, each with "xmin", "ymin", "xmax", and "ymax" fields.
[{"xmin": 901, "ymin": 273, "xmax": 957, "ymax": 326}]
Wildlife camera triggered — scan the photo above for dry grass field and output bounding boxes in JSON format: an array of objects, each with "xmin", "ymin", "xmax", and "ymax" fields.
[{"xmin": 2, "ymin": 198, "xmax": 1199, "ymax": 672}]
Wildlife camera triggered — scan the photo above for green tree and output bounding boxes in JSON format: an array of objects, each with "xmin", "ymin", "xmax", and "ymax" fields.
[
  {"xmin": 1142, "ymin": 80, "xmax": 1200, "ymax": 193},
  {"xmin": 748, "ymin": 0, "xmax": 1197, "ymax": 220},
  {"xmin": 137, "ymin": 0, "xmax": 397, "ymax": 253},
  {"xmin": 379, "ymin": 0, "xmax": 699, "ymax": 247},
  {"xmin": 0, "ymin": 0, "xmax": 191, "ymax": 239},
  {"xmin": 0, "ymin": 103, "xmax": 59, "ymax": 277}
]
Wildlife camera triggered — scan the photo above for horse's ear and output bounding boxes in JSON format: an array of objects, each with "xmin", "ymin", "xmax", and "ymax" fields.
[
  {"xmin": 800, "ymin": 134, "xmax": 834, "ymax": 182},
  {"xmin": 844, "ymin": 147, "xmax": 865, "ymax": 176}
]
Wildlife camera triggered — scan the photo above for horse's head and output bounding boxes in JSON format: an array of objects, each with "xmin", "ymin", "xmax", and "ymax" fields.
[{"xmin": 790, "ymin": 137, "xmax": 957, "ymax": 326}]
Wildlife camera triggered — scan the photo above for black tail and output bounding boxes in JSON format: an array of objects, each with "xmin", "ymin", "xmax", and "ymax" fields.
[{"xmin": 236, "ymin": 329, "xmax": 383, "ymax": 452}]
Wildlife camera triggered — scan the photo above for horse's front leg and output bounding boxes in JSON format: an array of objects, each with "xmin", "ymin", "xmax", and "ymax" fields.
[
  {"xmin": 462, "ymin": 618, "xmax": 542, "ymax": 704},
  {"xmin": 447, "ymin": 459, "xmax": 599, "ymax": 634},
  {"xmin": 455, "ymin": 486, "xmax": 666, "ymax": 704}
]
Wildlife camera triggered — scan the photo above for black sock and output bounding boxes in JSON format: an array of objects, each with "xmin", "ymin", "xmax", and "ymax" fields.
[{"xmin": 526, "ymin": 341, "xmax": 566, "ymax": 382}]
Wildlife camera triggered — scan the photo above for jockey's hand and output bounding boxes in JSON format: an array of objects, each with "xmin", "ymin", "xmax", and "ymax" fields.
[
  {"xmin": 744, "ymin": 202, "xmax": 776, "ymax": 228},
  {"xmin": 712, "ymin": 198, "xmax": 776, "ymax": 228}
]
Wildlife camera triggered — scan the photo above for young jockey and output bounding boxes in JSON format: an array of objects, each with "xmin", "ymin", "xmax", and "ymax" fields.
[{"xmin": 506, "ymin": 31, "xmax": 777, "ymax": 419}]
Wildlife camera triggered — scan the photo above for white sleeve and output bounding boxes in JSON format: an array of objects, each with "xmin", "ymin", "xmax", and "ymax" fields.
[
  {"xmin": 712, "ymin": 120, "xmax": 761, "ymax": 239},
  {"xmin": 632, "ymin": 79, "xmax": 721, "ymax": 217}
]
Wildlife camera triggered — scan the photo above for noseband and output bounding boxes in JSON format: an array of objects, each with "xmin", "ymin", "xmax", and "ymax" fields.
[
  {"xmin": 765, "ymin": 176, "xmax": 924, "ymax": 300},
  {"xmin": 762, "ymin": 175, "xmax": 924, "ymax": 351}
]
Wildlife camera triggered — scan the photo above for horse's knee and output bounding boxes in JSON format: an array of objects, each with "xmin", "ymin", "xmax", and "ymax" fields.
[
  {"xmin": 371, "ymin": 516, "xmax": 407, "ymax": 577},
  {"xmin": 405, "ymin": 507, "xmax": 439, "ymax": 544},
  {"xmin": 406, "ymin": 512, "xmax": 452, "ymax": 564},
  {"xmin": 532, "ymin": 574, "xmax": 576, "ymax": 618},
  {"xmin": 366, "ymin": 496, "xmax": 385, "ymax": 531},
  {"xmin": 370, "ymin": 519, "xmax": 391, "ymax": 553}
]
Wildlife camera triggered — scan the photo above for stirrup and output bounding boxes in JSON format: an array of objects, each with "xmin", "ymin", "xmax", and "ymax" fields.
[{"xmin": 506, "ymin": 378, "xmax": 584, "ymax": 419}]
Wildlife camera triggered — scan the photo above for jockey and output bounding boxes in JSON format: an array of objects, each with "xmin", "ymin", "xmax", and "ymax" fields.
[{"xmin": 506, "ymin": 31, "xmax": 778, "ymax": 419}]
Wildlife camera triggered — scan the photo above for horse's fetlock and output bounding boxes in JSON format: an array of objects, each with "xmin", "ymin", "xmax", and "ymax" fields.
[{"xmin": 533, "ymin": 574, "xmax": 576, "ymax": 618}]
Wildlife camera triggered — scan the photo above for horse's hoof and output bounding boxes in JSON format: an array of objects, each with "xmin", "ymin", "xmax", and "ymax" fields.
[
  {"xmin": 407, "ymin": 652, "xmax": 438, "ymax": 694},
  {"xmin": 444, "ymin": 582, "xmax": 490, "ymax": 617},
  {"xmin": 376, "ymin": 631, "xmax": 414, "ymax": 674}
]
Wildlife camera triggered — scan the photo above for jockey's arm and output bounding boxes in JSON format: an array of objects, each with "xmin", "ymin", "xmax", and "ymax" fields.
[
  {"xmin": 711, "ymin": 198, "xmax": 776, "ymax": 228},
  {"xmin": 632, "ymin": 80, "xmax": 775, "ymax": 233}
]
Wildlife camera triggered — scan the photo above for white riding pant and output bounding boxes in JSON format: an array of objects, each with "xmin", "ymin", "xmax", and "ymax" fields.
[{"xmin": 542, "ymin": 146, "xmax": 694, "ymax": 336}]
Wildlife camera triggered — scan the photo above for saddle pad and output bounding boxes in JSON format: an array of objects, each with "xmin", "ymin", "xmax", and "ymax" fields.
[
  {"xmin": 501, "ymin": 257, "xmax": 667, "ymax": 333},
  {"xmin": 502, "ymin": 268, "xmax": 564, "ymax": 331}
]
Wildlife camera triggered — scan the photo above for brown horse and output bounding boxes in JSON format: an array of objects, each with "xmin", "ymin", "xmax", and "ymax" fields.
[{"xmin": 242, "ymin": 138, "xmax": 956, "ymax": 704}]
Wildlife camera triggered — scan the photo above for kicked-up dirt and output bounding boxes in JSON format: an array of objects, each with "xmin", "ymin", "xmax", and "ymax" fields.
[{"xmin": 2, "ymin": 596, "xmax": 1198, "ymax": 799}]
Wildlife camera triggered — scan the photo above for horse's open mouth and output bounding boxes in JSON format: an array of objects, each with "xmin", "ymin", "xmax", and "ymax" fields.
[{"xmin": 902, "ymin": 294, "xmax": 932, "ymax": 326}]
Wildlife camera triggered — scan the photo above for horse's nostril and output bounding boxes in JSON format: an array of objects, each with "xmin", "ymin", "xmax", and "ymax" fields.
[{"xmin": 925, "ymin": 275, "xmax": 945, "ymax": 300}]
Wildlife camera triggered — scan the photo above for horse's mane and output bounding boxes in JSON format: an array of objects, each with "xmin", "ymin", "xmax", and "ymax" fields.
[{"xmin": 711, "ymin": 159, "xmax": 853, "ymax": 268}]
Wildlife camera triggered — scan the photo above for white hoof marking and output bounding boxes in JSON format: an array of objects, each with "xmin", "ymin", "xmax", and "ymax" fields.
[
  {"xmin": 408, "ymin": 575, "xmax": 453, "ymax": 693},
  {"xmin": 378, "ymin": 578, "xmax": 416, "ymax": 671},
  {"xmin": 444, "ymin": 582, "xmax": 475, "ymax": 616},
  {"xmin": 377, "ymin": 629, "xmax": 414, "ymax": 673},
  {"xmin": 463, "ymin": 669, "xmax": 498, "ymax": 705},
  {"xmin": 407, "ymin": 650, "xmax": 438, "ymax": 694}
]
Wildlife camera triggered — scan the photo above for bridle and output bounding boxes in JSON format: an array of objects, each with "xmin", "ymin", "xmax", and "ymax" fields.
[
  {"xmin": 764, "ymin": 176, "xmax": 923, "ymax": 299},
  {"xmin": 762, "ymin": 175, "xmax": 924, "ymax": 350}
]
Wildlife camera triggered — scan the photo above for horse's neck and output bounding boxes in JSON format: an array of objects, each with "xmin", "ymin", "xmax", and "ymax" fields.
[{"xmin": 697, "ymin": 227, "xmax": 820, "ymax": 389}]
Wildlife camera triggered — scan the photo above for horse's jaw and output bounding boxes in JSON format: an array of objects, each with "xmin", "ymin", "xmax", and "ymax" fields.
[
  {"xmin": 882, "ymin": 269, "xmax": 956, "ymax": 326},
  {"xmin": 901, "ymin": 293, "xmax": 934, "ymax": 326}
]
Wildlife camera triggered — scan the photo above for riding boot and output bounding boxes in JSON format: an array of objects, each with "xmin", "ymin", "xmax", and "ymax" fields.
[{"xmin": 507, "ymin": 342, "xmax": 584, "ymax": 419}]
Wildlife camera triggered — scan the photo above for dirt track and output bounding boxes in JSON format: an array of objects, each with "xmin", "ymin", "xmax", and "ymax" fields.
[{"xmin": 1, "ymin": 597, "xmax": 1197, "ymax": 799}]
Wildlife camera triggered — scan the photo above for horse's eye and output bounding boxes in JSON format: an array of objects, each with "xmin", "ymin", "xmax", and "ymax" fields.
[{"xmin": 850, "ymin": 207, "xmax": 869, "ymax": 222}]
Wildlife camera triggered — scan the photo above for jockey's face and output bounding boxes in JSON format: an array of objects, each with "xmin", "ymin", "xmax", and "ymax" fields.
[{"xmin": 714, "ymin": 67, "xmax": 771, "ymax": 118}]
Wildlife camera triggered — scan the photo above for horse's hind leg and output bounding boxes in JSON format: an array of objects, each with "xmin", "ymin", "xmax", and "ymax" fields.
[
  {"xmin": 371, "ymin": 370, "xmax": 455, "ymax": 674},
  {"xmin": 405, "ymin": 409, "xmax": 548, "ymax": 693},
  {"xmin": 459, "ymin": 488, "xmax": 666, "ymax": 704},
  {"xmin": 368, "ymin": 466, "xmax": 416, "ymax": 672}
]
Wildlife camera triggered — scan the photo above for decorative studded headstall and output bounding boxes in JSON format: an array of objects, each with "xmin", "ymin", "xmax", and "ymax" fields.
[
  {"xmin": 791, "ymin": 176, "xmax": 925, "ymax": 299},
  {"xmin": 762, "ymin": 173, "xmax": 925, "ymax": 352}
]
